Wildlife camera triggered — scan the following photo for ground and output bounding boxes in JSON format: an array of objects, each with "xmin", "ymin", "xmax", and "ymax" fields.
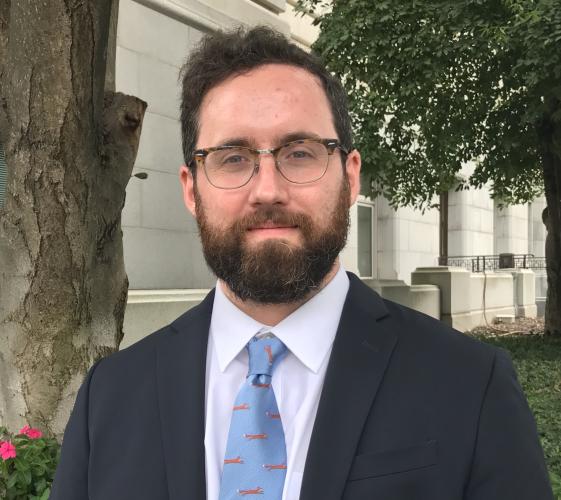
[{"xmin": 468, "ymin": 316, "xmax": 545, "ymax": 336}]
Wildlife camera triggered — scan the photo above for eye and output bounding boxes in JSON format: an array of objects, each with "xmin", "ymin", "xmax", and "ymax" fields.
[
  {"xmin": 288, "ymin": 149, "xmax": 314, "ymax": 159},
  {"xmin": 216, "ymin": 149, "xmax": 253, "ymax": 167},
  {"xmin": 223, "ymin": 154, "xmax": 248, "ymax": 164},
  {"xmin": 281, "ymin": 144, "xmax": 320, "ymax": 163}
]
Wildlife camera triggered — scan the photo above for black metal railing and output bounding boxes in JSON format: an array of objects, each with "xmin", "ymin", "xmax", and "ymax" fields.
[{"xmin": 439, "ymin": 254, "xmax": 546, "ymax": 272}]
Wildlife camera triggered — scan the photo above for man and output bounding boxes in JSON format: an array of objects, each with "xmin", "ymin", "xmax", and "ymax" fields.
[{"xmin": 51, "ymin": 26, "xmax": 553, "ymax": 500}]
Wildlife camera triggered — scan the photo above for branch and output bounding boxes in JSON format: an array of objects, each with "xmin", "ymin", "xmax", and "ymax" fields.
[{"xmin": 102, "ymin": 91, "xmax": 147, "ymax": 189}]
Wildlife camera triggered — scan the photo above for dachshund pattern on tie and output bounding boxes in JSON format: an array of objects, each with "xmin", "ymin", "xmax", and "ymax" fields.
[{"xmin": 218, "ymin": 335, "xmax": 288, "ymax": 499}]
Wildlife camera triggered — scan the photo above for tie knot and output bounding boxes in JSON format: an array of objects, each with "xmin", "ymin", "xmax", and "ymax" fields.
[{"xmin": 247, "ymin": 335, "xmax": 287, "ymax": 377}]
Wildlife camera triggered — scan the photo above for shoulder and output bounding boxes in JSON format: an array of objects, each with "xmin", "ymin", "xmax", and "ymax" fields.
[{"xmin": 346, "ymin": 272, "xmax": 499, "ymax": 370}]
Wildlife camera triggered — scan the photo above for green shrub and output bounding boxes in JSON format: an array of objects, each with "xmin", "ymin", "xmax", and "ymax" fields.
[
  {"xmin": 0, "ymin": 425, "xmax": 60, "ymax": 500},
  {"xmin": 550, "ymin": 470, "xmax": 561, "ymax": 499}
]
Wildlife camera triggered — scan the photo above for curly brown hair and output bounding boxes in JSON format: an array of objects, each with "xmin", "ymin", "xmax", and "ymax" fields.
[{"xmin": 179, "ymin": 25, "xmax": 353, "ymax": 175}]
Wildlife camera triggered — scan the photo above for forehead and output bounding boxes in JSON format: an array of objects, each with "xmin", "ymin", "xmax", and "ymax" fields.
[{"xmin": 197, "ymin": 64, "xmax": 336, "ymax": 147}]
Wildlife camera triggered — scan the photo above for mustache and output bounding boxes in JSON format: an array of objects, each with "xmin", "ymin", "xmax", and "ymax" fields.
[{"xmin": 233, "ymin": 208, "xmax": 312, "ymax": 231}]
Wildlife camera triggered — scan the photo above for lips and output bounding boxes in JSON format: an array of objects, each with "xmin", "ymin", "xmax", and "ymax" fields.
[
  {"xmin": 239, "ymin": 209, "xmax": 305, "ymax": 233},
  {"xmin": 248, "ymin": 224, "xmax": 297, "ymax": 230}
]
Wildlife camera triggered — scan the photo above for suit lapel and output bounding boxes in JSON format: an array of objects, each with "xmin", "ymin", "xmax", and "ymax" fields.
[
  {"xmin": 299, "ymin": 274, "xmax": 397, "ymax": 500},
  {"xmin": 156, "ymin": 290, "xmax": 215, "ymax": 500}
]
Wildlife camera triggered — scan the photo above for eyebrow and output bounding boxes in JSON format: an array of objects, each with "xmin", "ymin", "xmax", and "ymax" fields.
[{"xmin": 215, "ymin": 131, "xmax": 324, "ymax": 149}]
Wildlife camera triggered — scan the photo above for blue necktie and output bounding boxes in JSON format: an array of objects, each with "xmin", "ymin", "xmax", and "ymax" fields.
[{"xmin": 218, "ymin": 335, "xmax": 288, "ymax": 499}]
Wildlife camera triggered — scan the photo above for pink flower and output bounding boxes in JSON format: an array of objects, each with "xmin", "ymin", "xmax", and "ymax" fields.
[
  {"xmin": 0, "ymin": 441, "xmax": 16, "ymax": 460},
  {"xmin": 19, "ymin": 425, "xmax": 43, "ymax": 439}
]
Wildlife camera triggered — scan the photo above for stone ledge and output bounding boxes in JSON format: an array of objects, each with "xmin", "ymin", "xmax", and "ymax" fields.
[
  {"xmin": 133, "ymin": 0, "xmax": 289, "ymax": 34},
  {"xmin": 123, "ymin": 289, "xmax": 212, "ymax": 348},
  {"xmin": 127, "ymin": 288, "xmax": 210, "ymax": 303},
  {"xmin": 252, "ymin": 0, "xmax": 286, "ymax": 14}
]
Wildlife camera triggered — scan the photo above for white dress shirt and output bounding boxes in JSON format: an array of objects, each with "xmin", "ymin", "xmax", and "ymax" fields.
[{"xmin": 204, "ymin": 265, "xmax": 350, "ymax": 500}]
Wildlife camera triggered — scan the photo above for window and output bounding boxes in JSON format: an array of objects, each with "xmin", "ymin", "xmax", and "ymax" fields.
[
  {"xmin": 357, "ymin": 204, "xmax": 373, "ymax": 278},
  {"xmin": 0, "ymin": 140, "xmax": 6, "ymax": 208}
]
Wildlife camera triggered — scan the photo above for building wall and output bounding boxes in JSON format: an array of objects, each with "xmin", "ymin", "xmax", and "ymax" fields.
[
  {"xmin": 529, "ymin": 196, "xmax": 546, "ymax": 257},
  {"xmin": 376, "ymin": 197, "xmax": 439, "ymax": 284},
  {"xmin": 280, "ymin": 0, "xmax": 320, "ymax": 47},
  {"xmin": 117, "ymin": 0, "xmax": 208, "ymax": 289},
  {"xmin": 447, "ymin": 162, "xmax": 494, "ymax": 257},
  {"xmin": 494, "ymin": 202, "xmax": 530, "ymax": 255},
  {"xmin": 448, "ymin": 187, "xmax": 494, "ymax": 256}
]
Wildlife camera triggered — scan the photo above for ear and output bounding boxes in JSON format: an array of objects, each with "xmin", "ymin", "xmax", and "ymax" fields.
[
  {"xmin": 179, "ymin": 164, "xmax": 197, "ymax": 218},
  {"xmin": 345, "ymin": 149, "xmax": 361, "ymax": 206}
]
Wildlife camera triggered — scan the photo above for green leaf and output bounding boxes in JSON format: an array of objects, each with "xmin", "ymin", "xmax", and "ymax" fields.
[
  {"xmin": 14, "ymin": 458, "xmax": 29, "ymax": 471},
  {"xmin": 32, "ymin": 464, "xmax": 46, "ymax": 476},
  {"xmin": 7, "ymin": 473, "xmax": 17, "ymax": 489},
  {"xmin": 34, "ymin": 477, "xmax": 47, "ymax": 493}
]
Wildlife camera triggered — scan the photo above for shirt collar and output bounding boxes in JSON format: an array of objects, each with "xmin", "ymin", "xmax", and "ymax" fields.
[{"xmin": 209, "ymin": 265, "xmax": 349, "ymax": 374}]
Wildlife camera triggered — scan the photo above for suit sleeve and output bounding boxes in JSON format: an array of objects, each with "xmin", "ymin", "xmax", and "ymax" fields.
[
  {"xmin": 50, "ymin": 359, "xmax": 103, "ymax": 500},
  {"xmin": 464, "ymin": 348, "xmax": 554, "ymax": 500}
]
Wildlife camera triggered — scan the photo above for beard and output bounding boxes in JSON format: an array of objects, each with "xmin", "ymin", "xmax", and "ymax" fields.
[{"xmin": 195, "ymin": 179, "xmax": 351, "ymax": 304}]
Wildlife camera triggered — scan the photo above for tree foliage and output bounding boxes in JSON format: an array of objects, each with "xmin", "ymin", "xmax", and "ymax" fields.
[{"xmin": 297, "ymin": 0, "xmax": 561, "ymax": 210}]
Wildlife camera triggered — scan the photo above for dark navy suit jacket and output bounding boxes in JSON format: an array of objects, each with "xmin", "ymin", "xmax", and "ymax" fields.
[{"xmin": 50, "ymin": 273, "xmax": 553, "ymax": 499}]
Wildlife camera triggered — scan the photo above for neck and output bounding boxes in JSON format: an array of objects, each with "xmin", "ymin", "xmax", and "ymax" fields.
[{"xmin": 219, "ymin": 260, "xmax": 341, "ymax": 326}]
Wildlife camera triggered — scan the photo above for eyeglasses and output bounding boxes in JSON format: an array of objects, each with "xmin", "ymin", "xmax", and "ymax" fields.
[{"xmin": 192, "ymin": 138, "xmax": 349, "ymax": 189}]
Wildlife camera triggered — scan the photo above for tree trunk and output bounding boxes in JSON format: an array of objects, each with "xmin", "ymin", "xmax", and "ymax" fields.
[
  {"xmin": 0, "ymin": 0, "xmax": 146, "ymax": 438},
  {"xmin": 439, "ymin": 191, "xmax": 448, "ymax": 264},
  {"xmin": 539, "ymin": 96, "xmax": 561, "ymax": 336}
]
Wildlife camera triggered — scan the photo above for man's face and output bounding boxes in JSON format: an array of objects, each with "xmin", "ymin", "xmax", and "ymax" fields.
[{"xmin": 180, "ymin": 63, "xmax": 361, "ymax": 303}]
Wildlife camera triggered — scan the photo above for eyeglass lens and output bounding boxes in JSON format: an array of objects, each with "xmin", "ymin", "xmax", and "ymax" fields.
[{"xmin": 204, "ymin": 141, "xmax": 330, "ymax": 188}]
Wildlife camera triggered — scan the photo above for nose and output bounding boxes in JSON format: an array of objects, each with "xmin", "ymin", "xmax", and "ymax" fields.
[{"xmin": 247, "ymin": 152, "xmax": 289, "ymax": 206}]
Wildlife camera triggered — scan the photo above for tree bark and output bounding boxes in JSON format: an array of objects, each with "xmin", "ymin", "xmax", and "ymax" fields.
[
  {"xmin": 0, "ymin": 0, "xmax": 146, "ymax": 438},
  {"xmin": 105, "ymin": 0, "xmax": 120, "ymax": 93},
  {"xmin": 439, "ymin": 191, "xmax": 448, "ymax": 264},
  {"xmin": 539, "ymin": 96, "xmax": 561, "ymax": 336}
]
